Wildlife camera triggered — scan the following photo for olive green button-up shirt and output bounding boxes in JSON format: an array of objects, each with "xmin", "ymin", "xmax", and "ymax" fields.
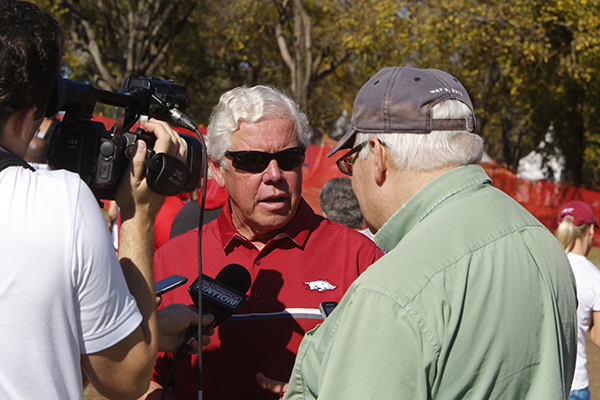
[{"xmin": 286, "ymin": 164, "xmax": 577, "ymax": 400}]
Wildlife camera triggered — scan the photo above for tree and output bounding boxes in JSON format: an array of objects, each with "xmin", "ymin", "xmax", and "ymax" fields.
[
  {"xmin": 43, "ymin": 0, "xmax": 199, "ymax": 92},
  {"xmin": 404, "ymin": 0, "xmax": 600, "ymax": 185},
  {"xmin": 205, "ymin": 0, "xmax": 406, "ymax": 139},
  {"xmin": 37, "ymin": 0, "xmax": 600, "ymax": 185},
  {"xmin": 37, "ymin": 0, "xmax": 407, "ymax": 138}
]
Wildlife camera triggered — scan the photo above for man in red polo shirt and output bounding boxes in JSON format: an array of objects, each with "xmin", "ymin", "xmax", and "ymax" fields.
[{"xmin": 141, "ymin": 85, "xmax": 383, "ymax": 400}]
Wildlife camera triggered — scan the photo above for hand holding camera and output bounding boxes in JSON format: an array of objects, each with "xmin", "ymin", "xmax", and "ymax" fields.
[
  {"xmin": 46, "ymin": 75, "xmax": 204, "ymax": 201},
  {"xmin": 116, "ymin": 118, "xmax": 187, "ymax": 219}
]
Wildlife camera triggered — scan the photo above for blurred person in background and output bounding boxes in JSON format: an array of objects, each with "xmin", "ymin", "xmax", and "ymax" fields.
[
  {"xmin": 169, "ymin": 177, "xmax": 229, "ymax": 238},
  {"xmin": 556, "ymin": 200, "xmax": 600, "ymax": 400},
  {"xmin": 319, "ymin": 177, "xmax": 363, "ymax": 230},
  {"xmin": 319, "ymin": 177, "xmax": 374, "ymax": 240}
]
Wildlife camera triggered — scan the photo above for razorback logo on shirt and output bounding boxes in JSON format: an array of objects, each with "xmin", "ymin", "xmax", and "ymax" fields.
[{"xmin": 304, "ymin": 280, "xmax": 337, "ymax": 292}]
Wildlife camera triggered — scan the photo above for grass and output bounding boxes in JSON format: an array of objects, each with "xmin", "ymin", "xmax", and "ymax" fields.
[{"xmin": 83, "ymin": 385, "xmax": 106, "ymax": 400}]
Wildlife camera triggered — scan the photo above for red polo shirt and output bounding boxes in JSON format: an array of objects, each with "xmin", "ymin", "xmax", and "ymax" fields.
[
  {"xmin": 152, "ymin": 198, "xmax": 383, "ymax": 400},
  {"xmin": 154, "ymin": 195, "xmax": 185, "ymax": 250}
]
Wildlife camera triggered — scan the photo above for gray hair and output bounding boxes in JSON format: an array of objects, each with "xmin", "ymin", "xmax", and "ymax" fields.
[
  {"xmin": 356, "ymin": 100, "xmax": 484, "ymax": 171},
  {"xmin": 320, "ymin": 177, "xmax": 363, "ymax": 230},
  {"xmin": 206, "ymin": 85, "xmax": 312, "ymax": 167}
]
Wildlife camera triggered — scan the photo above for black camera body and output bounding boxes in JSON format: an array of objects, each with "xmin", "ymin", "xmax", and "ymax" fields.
[{"xmin": 46, "ymin": 75, "xmax": 203, "ymax": 200}]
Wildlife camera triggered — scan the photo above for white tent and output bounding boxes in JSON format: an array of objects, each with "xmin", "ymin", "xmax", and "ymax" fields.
[{"xmin": 517, "ymin": 130, "xmax": 564, "ymax": 183}]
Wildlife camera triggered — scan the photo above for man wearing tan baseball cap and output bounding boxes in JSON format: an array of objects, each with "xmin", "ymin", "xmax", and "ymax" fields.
[{"xmin": 284, "ymin": 66, "xmax": 578, "ymax": 400}]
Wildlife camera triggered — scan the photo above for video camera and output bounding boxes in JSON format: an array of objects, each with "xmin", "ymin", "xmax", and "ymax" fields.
[{"xmin": 45, "ymin": 75, "xmax": 203, "ymax": 200}]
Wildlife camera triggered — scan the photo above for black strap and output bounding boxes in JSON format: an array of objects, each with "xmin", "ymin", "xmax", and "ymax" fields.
[{"xmin": 0, "ymin": 153, "xmax": 35, "ymax": 172}]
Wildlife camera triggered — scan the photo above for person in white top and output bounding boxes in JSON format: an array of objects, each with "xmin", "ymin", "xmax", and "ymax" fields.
[
  {"xmin": 0, "ymin": 2, "xmax": 212, "ymax": 399},
  {"xmin": 556, "ymin": 200, "xmax": 600, "ymax": 400}
]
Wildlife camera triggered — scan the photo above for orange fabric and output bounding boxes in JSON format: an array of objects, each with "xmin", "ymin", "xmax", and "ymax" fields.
[{"xmin": 303, "ymin": 138, "xmax": 600, "ymax": 247}]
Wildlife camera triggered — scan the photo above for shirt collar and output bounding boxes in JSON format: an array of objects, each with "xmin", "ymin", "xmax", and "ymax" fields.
[
  {"xmin": 374, "ymin": 164, "xmax": 492, "ymax": 253},
  {"xmin": 216, "ymin": 197, "xmax": 316, "ymax": 251}
]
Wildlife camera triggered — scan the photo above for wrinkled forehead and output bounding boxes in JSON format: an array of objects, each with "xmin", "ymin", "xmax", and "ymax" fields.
[{"xmin": 230, "ymin": 118, "xmax": 301, "ymax": 152}]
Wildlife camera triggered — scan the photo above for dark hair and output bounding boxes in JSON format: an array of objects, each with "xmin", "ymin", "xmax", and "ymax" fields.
[
  {"xmin": 319, "ymin": 177, "xmax": 364, "ymax": 230},
  {"xmin": 0, "ymin": 0, "xmax": 64, "ymax": 129}
]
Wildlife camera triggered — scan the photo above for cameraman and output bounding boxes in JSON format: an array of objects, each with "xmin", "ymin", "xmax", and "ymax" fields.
[{"xmin": 0, "ymin": 1, "xmax": 211, "ymax": 399}]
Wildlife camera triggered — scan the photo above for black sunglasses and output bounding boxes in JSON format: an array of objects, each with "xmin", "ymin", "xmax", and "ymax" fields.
[
  {"xmin": 336, "ymin": 142, "xmax": 366, "ymax": 176},
  {"xmin": 224, "ymin": 146, "xmax": 306, "ymax": 173}
]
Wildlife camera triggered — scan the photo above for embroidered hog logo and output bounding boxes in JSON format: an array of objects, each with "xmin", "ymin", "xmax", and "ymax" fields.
[{"xmin": 304, "ymin": 280, "xmax": 337, "ymax": 292}]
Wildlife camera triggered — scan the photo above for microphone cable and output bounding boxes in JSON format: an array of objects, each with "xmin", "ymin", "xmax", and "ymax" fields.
[
  {"xmin": 160, "ymin": 336, "xmax": 195, "ymax": 400},
  {"xmin": 159, "ymin": 110, "xmax": 208, "ymax": 400}
]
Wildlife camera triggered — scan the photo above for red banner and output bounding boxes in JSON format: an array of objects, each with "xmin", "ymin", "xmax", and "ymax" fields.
[{"xmin": 302, "ymin": 137, "xmax": 600, "ymax": 247}]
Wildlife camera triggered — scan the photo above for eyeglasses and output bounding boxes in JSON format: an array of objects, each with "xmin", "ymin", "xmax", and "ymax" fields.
[
  {"xmin": 336, "ymin": 142, "xmax": 366, "ymax": 176},
  {"xmin": 224, "ymin": 146, "xmax": 306, "ymax": 173}
]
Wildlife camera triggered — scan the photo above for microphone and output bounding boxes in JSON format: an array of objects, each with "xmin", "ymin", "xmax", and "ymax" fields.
[{"xmin": 188, "ymin": 263, "xmax": 251, "ymax": 334}]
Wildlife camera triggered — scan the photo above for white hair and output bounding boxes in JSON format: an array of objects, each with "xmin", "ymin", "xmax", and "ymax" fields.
[
  {"xmin": 206, "ymin": 85, "xmax": 312, "ymax": 167},
  {"xmin": 356, "ymin": 100, "xmax": 484, "ymax": 171}
]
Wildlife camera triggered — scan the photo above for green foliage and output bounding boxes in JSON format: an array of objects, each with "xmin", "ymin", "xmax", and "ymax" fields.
[
  {"xmin": 34, "ymin": 0, "xmax": 600, "ymax": 185},
  {"xmin": 403, "ymin": 0, "xmax": 600, "ymax": 185},
  {"xmin": 168, "ymin": 0, "xmax": 407, "ymax": 139}
]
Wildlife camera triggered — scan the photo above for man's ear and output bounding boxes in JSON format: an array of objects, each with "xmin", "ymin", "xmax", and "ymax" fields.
[
  {"xmin": 1, "ymin": 106, "xmax": 38, "ymax": 156},
  {"xmin": 208, "ymin": 157, "xmax": 226, "ymax": 188},
  {"xmin": 370, "ymin": 138, "xmax": 388, "ymax": 185},
  {"xmin": 8, "ymin": 106, "xmax": 38, "ymax": 139}
]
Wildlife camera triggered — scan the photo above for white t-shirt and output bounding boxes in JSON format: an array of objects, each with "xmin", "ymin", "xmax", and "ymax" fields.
[
  {"xmin": 567, "ymin": 252, "xmax": 600, "ymax": 390},
  {"xmin": 0, "ymin": 164, "xmax": 142, "ymax": 399}
]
